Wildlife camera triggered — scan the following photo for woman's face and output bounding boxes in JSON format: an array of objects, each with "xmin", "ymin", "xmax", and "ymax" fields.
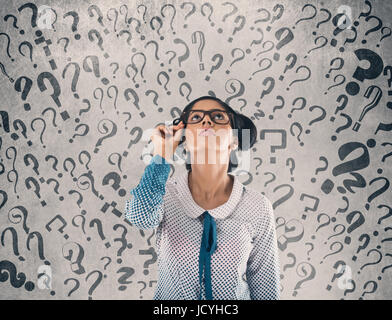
[{"xmin": 183, "ymin": 99, "xmax": 237, "ymax": 165}]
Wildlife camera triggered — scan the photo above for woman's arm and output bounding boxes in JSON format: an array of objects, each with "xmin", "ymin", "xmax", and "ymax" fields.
[
  {"xmin": 124, "ymin": 154, "xmax": 171, "ymax": 230},
  {"xmin": 246, "ymin": 197, "xmax": 281, "ymax": 300}
]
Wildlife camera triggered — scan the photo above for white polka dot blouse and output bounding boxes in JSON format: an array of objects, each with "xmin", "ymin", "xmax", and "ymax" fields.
[{"xmin": 124, "ymin": 154, "xmax": 281, "ymax": 300}]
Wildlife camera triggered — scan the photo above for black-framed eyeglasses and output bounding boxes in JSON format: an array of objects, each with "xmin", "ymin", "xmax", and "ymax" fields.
[{"xmin": 183, "ymin": 109, "xmax": 234, "ymax": 125}]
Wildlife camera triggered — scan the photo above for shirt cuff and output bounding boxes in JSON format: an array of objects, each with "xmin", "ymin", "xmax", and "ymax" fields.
[{"xmin": 151, "ymin": 154, "xmax": 171, "ymax": 166}]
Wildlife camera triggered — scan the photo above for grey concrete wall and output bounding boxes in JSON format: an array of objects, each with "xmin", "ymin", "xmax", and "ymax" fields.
[{"xmin": 0, "ymin": 0, "xmax": 391, "ymax": 299}]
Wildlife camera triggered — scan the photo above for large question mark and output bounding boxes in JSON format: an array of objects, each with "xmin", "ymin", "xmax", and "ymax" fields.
[
  {"xmin": 345, "ymin": 49, "xmax": 383, "ymax": 96},
  {"xmin": 0, "ymin": 260, "xmax": 35, "ymax": 291},
  {"xmin": 321, "ymin": 140, "xmax": 372, "ymax": 194}
]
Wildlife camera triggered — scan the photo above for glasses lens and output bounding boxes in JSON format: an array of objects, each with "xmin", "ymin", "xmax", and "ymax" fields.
[
  {"xmin": 187, "ymin": 111, "xmax": 204, "ymax": 123},
  {"xmin": 211, "ymin": 110, "xmax": 229, "ymax": 124},
  {"xmin": 187, "ymin": 110, "xmax": 230, "ymax": 124}
]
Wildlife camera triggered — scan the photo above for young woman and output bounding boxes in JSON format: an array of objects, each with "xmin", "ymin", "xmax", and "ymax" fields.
[{"xmin": 125, "ymin": 96, "xmax": 280, "ymax": 300}]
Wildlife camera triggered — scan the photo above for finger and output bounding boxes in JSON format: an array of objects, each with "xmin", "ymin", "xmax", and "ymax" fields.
[
  {"xmin": 173, "ymin": 127, "xmax": 184, "ymax": 141},
  {"xmin": 173, "ymin": 121, "xmax": 184, "ymax": 133},
  {"xmin": 172, "ymin": 120, "xmax": 183, "ymax": 127},
  {"xmin": 176, "ymin": 123, "xmax": 185, "ymax": 132},
  {"xmin": 164, "ymin": 127, "xmax": 171, "ymax": 137},
  {"xmin": 154, "ymin": 126, "xmax": 164, "ymax": 132},
  {"xmin": 156, "ymin": 127, "xmax": 166, "ymax": 138},
  {"xmin": 169, "ymin": 123, "xmax": 179, "ymax": 131},
  {"xmin": 151, "ymin": 128, "xmax": 160, "ymax": 138}
]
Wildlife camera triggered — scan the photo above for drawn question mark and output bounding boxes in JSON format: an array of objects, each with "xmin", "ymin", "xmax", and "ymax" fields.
[
  {"xmin": 8, "ymin": 205, "xmax": 30, "ymax": 234},
  {"xmin": 57, "ymin": 37, "xmax": 70, "ymax": 52},
  {"xmin": 117, "ymin": 266, "xmax": 135, "ymax": 291},
  {"xmin": 293, "ymin": 4, "xmax": 316, "ymax": 29},
  {"xmin": 180, "ymin": 1, "xmax": 196, "ymax": 28},
  {"xmin": 321, "ymin": 140, "xmax": 372, "ymax": 195},
  {"xmin": 344, "ymin": 210, "xmax": 365, "ymax": 245},
  {"xmin": 305, "ymin": 243, "xmax": 314, "ymax": 261},
  {"xmin": 305, "ymin": 105, "xmax": 326, "ymax": 134},
  {"xmin": 62, "ymin": 241, "xmax": 86, "ymax": 275},
  {"xmin": 311, "ymin": 156, "xmax": 328, "ymax": 183},
  {"xmin": 286, "ymin": 157, "xmax": 295, "ymax": 181},
  {"xmin": 287, "ymin": 65, "xmax": 311, "ymax": 91},
  {"xmin": 345, "ymin": 49, "xmax": 383, "ymax": 96},
  {"xmin": 358, "ymin": 248, "xmax": 382, "ymax": 275},
  {"xmin": 0, "ymin": 32, "xmax": 14, "ymax": 61},
  {"xmin": 63, "ymin": 11, "xmax": 81, "ymax": 40},
  {"xmin": 62, "ymin": 61, "xmax": 81, "ymax": 99},
  {"xmin": 365, "ymin": 176, "xmax": 389, "ymax": 211},
  {"xmin": 41, "ymin": 107, "xmax": 60, "ymax": 134},
  {"xmin": 0, "ymin": 260, "xmax": 35, "ymax": 291},
  {"xmin": 89, "ymin": 218, "xmax": 111, "ymax": 248},
  {"xmin": 19, "ymin": 41, "xmax": 36, "ymax": 68},
  {"xmin": 94, "ymin": 119, "xmax": 117, "ymax": 153},
  {"xmin": 139, "ymin": 247, "xmax": 157, "ymax": 275},
  {"xmin": 352, "ymin": 233, "xmax": 370, "ymax": 262},
  {"xmin": 359, "ymin": 280, "xmax": 377, "ymax": 300},
  {"xmin": 320, "ymin": 241, "xmax": 344, "ymax": 264},
  {"xmin": 64, "ymin": 278, "xmax": 80, "ymax": 297},
  {"xmin": 110, "ymin": 62, "xmax": 119, "ymax": 78},
  {"xmin": 138, "ymin": 280, "xmax": 147, "ymax": 298},
  {"xmin": 191, "ymin": 31, "xmax": 205, "ymax": 70},
  {"xmin": 69, "ymin": 123, "xmax": 89, "ymax": 144},
  {"xmin": 113, "ymin": 224, "xmax": 132, "ymax": 264},
  {"xmin": 26, "ymin": 231, "xmax": 50, "ymax": 265},
  {"xmin": 85, "ymin": 270, "xmax": 103, "ymax": 300},
  {"xmin": 1, "ymin": 227, "xmax": 25, "ymax": 261},
  {"xmin": 72, "ymin": 214, "xmax": 89, "ymax": 241},
  {"xmin": 14, "ymin": 76, "xmax": 33, "ymax": 111},
  {"xmin": 253, "ymin": 157, "xmax": 262, "ymax": 175},
  {"xmin": 31, "ymin": 117, "xmax": 47, "ymax": 148},
  {"xmin": 292, "ymin": 262, "xmax": 316, "ymax": 297},
  {"xmin": 4, "ymin": 14, "xmax": 24, "ymax": 34},
  {"xmin": 101, "ymin": 256, "xmax": 112, "ymax": 272}
]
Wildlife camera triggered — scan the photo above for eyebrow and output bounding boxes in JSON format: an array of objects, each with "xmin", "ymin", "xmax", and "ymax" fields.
[{"xmin": 189, "ymin": 109, "xmax": 227, "ymax": 112}]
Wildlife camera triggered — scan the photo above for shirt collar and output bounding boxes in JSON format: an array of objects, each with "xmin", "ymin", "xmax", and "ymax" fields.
[{"xmin": 175, "ymin": 170, "xmax": 244, "ymax": 220}]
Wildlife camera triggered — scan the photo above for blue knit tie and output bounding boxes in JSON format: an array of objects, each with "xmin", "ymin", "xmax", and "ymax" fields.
[{"xmin": 198, "ymin": 210, "xmax": 217, "ymax": 300}]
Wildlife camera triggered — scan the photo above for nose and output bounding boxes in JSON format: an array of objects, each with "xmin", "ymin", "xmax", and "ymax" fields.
[{"xmin": 202, "ymin": 115, "xmax": 213, "ymax": 126}]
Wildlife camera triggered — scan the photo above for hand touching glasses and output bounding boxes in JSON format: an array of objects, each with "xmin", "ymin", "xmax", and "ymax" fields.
[{"xmin": 151, "ymin": 121, "xmax": 185, "ymax": 162}]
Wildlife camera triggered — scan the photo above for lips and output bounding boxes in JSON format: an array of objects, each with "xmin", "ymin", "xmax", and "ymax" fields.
[{"xmin": 199, "ymin": 128, "xmax": 216, "ymax": 136}]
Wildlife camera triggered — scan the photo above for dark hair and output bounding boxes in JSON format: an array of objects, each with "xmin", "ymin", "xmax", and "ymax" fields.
[{"xmin": 172, "ymin": 95, "xmax": 257, "ymax": 173}]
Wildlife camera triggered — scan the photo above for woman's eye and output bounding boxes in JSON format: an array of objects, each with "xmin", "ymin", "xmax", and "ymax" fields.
[{"xmin": 214, "ymin": 113, "xmax": 224, "ymax": 119}]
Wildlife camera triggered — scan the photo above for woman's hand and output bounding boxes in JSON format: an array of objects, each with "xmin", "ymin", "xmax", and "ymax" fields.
[{"xmin": 151, "ymin": 121, "xmax": 185, "ymax": 162}]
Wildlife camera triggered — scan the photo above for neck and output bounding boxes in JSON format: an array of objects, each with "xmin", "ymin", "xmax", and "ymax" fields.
[{"xmin": 188, "ymin": 162, "xmax": 233, "ymax": 201}]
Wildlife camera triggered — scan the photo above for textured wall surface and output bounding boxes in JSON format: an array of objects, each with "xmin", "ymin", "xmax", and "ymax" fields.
[{"xmin": 0, "ymin": 0, "xmax": 391, "ymax": 300}]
